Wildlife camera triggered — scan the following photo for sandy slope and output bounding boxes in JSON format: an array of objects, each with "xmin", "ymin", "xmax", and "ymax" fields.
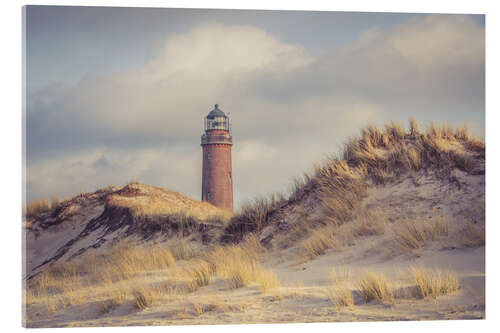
[
  {"xmin": 24, "ymin": 126, "xmax": 486, "ymax": 327},
  {"xmin": 23, "ymin": 183, "xmax": 226, "ymax": 279},
  {"xmin": 25, "ymin": 168, "xmax": 485, "ymax": 327},
  {"xmin": 28, "ymin": 245, "xmax": 484, "ymax": 327}
]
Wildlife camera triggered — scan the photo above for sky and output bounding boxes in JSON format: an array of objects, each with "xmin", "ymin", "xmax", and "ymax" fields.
[{"xmin": 24, "ymin": 5, "xmax": 485, "ymax": 209}]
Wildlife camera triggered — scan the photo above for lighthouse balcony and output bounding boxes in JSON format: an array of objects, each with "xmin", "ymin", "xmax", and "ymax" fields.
[{"xmin": 201, "ymin": 134, "xmax": 233, "ymax": 145}]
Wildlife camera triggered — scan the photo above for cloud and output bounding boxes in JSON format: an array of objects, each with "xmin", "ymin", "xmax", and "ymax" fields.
[
  {"xmin": 26, "ymin": 147, "xmax": 202, "ymax": 202},
  {"xmin": 26, "ymin": 15, "xmax": 484, "ymax": 206}
]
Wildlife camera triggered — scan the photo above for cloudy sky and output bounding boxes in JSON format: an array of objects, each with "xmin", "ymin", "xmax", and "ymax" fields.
[{"xmin": 24, "ymin": 6, "xmax": 485, "ymax": 208}]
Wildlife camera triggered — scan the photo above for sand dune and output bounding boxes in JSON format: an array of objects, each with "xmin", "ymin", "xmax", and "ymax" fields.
[{"xmin": 23, "ymin": 122, "xmax": 485, "ymax": 327}]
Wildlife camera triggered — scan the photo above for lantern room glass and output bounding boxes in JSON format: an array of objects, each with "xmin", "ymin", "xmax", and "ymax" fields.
[{"xmin": 205, "ymin": 116, "xmax": 229, "ymax": 131}]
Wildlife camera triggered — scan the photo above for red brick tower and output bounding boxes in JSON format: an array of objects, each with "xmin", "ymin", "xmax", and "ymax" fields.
[{"xmin": 201, "ymin": 104, "xmax": 233, "ymax": 212}]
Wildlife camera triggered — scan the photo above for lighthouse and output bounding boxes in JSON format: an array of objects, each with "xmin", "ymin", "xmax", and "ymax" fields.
[{"xmin": 201, "ymin": 104, "xmax": 233, "ymax": 212}]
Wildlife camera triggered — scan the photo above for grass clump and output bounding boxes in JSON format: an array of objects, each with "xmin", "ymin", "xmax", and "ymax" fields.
[
  {"xmin": 205, "ymin": 236, "xmax": 280, "ymax": 293},
  {"xmin": 325, "ymin": 284, "xmax": 355, "ymax": 311},
  {"xmin": 101, "ymin": 241, "xmax": 176, "ymax": 281},
  {"xmin": 25, "ymin": 199, "xmax": 50, "ymax": 217},
  {"xmin": 132, "ymin": 285, "xmax": 154, "ymax": 310},
  {"xmin": 357, "ymin": 271, "xmax": 394, "ymax": 305},
  {"xmin": 254, "ymin": 267, "xmax": 281, "ymax": 293},
  {"xmin": 330, "ymin": 267, "xmax": 351, "ymax": 283},
  {"xmin": 301, "ymin": 224, "xmax": 342, "ymax": 260},
  {"xmin": 393, "ymin": 216, "xmax": 448, "ymax": 253},
  {"xmin": 183, "ymin": 259, "xmax": 214, "ymax": 292},
  {"xmin": 226, "ymin": 261, "xmax": 257, "ymax": 289},
  {"xmin": 131, "ymin": 281, "xmax": 175, "ymax": 311},
  {"xmin": 223, "ymin": 194, "xmax": 286, "ymax": 242},
  {"xmin": 100, "ymin": 284, "xmax": 129, "ymax": 314},
  {"xmin": 351, "ymin": 209, "xmax": 386, "ymax": 237},
  {"xmin": 409, "ymin": 267, "xmax": 460, "ymax": 298},
  {"xmin": 167, "ymin": 238, "xmax": 196, "ymax": 261}
]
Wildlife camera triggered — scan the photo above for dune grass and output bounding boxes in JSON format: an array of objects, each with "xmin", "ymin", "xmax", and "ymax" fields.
[
  {"xmin": 351, "ymin": 209, "xmax": 386, "ymax": 237},
  {"xmin": 25, "ymin": 120, "xmax": 483, "ymax": 324},
  {"xmin": 409, "ymin": 267, "xmax": 460, "ymax": 299},
  {"xmin": 353, "ymin": 267, "xmax": 460, "ymax": 307},
  {"xmin": 25, "ymin": 233, "xmax": 281, "ymax": 322},
  {"xmin": 107, "ymin": 183, "xmax": 231, "ymax": 222},
  {"xmin": 25, "ymin": 199, "xmax": 50, "ymax": 217},
  {"xmin": 330, "ymin": 267, "xmax": 351, "ymax": 283},
  {"xmin": 182, "ymin": 259, "xmax": 214, "ymax": 293},
  {"xmin": 325, "ymin": 284, "xmax": 355, "ymax": 311},
  {"xmin": 204, "ymin": 235, "xmax": 280, "ymax": 292},
  {"xmin": 167, "ymin": 238, "xmax": 197, "ymax": 261},
  {"xmin": 132, "ymin": 284, "xmax": 155, "ymax": 310},
  {"xmin": 356, "ymin": 271, "xmax": 395, "ymax": 306},
  {"xmin": 300, "ymin": 224, "xmax": 343, "ymax": 260},
  {"xmin": 393, "ymin": 216, "xmax": 448, "ymax": 253},
  {"xmin": 24, "ymin": 240, "xmax": 179, "ymax": 316},
  {"xmin": 223, "ymin": 120, "xmax": 484, "ymax": 246}
]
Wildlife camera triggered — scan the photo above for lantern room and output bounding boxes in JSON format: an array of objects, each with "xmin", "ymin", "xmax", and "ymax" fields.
[{"xmin": 204, "ymin": 104, "xmax": 230, "ymax": 132}]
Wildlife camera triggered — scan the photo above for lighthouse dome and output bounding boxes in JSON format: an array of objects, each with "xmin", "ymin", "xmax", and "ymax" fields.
[{"xmin": 206, "ymin": 104, "xmax": 226, "ymax": 119}]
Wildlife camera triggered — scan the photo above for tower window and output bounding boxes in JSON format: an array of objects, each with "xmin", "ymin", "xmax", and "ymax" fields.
[
  {"xmin": 207, "ymin": 192, "xmax": 211, "ymax": 200},
  {"xmin": 207, "ymin": 152, "xmax": 211, "ymax": 160}
]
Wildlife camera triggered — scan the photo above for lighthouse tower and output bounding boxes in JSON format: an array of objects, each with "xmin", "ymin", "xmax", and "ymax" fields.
[{"xmin": 201, "ymin": 104, "xmax": 233, "ymax": 212}]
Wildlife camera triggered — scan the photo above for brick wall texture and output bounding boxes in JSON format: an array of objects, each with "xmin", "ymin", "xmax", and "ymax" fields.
[{"xmin": 201, "ymin": 140, "xmax": 233, "ymax": 212}]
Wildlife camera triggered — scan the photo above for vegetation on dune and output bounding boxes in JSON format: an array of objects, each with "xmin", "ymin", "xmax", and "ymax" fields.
[
  {"xmin": 356, "ymin": 271, "xmax": 395, "ymax": 306},
  {"xmin": 106, "ymin": 182, "xmax": 231, "ymax": 222},
  {"xmin": 352, "ymin": 267, "xmax": 460, "ymax": 307},
  {"xmin": 24, "ymin": 120, "xmax": 483, "ymax": 325},
  {"xmin": 24, "ymin": 234, "xmax": 280, "ymax": 320},
  {"xmin": 408, "ymin": 267, "xmax": 460, "ymax": 299},
  {"xmin": 325, "ymin": 284, "xmax": 355, "ymax": 311},
  {"xmin": 300, "ymin": 224, "xmax": 343, "ymax": 260},
  {"xmin": 392, "ymin": 216, "xmax": 449, "ymax": 253},
  {"xmin": 223, "ymin": 120, "xmax": 484, "ymax": 247}
]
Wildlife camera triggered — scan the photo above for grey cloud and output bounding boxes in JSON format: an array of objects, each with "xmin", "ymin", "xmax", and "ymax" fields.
[
  {"xmin": 26, "ymin": 15, "xmax": 485, "ymax": 206},
  {"xmin": 92, "ymin": 155, "xmax": 111, "ymax": 170}
]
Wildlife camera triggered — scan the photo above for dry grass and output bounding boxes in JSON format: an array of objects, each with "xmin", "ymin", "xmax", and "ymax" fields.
[
  {"xmin": 25, "ymin": 199, "xmax": 50, "ymax": 217},
  {"xmin": 409, "ymin": 267, "xmax": 460, "ymax": 298},
  {"xmin": 167, "ymin": 238, "xmax": 197, "ymax": 261},
  {"xmin": 356, "ymin": 271, "xmax": 394, "ymax": 305},
  {"xmin": 222, "ymin": 119, "xmax": 484, "ymax": 245},
  {"xmin": 226, "ymin": 261, "xmax": 258, "ymax": 289},
  {"xmin": 98, "ymin": 241, "xmax": 176, "ymax": 281},
  {"xmin": 189, "ymin": 299, "xmax": 249, "ymax": 316},
  {"xmin": 100, "ymin": 283, "xmax": 130, "ymax": 313},
  {"xmin": 330, "ymin": 267, "xmax": 351, "ymax": 283},
  {"xmin": 131, "ymin": 281, "xmax": 176, "ymax": 311},
  {"xmin": 393, "ymin": 216, "xmax": 448, "ymax": 253},
  {"xmin": 132, "ymin": 284, "xmax": 154, "ymax": 310},
  {"xmin": 316, "ymin": 159, "xmax": 367, "ymax": 226},
  {"xmin": 254, "ymin": 267, "xmax": 281, "ymax": 293},
  {"xmin": 223, "ymin": 194, "xmax": 286, "ymax": 242},
  {"xmin": 204, "ymin": 236, "xmax": 280, "ymax": 293},
  {"xmin": 25, "ymin": 234, "xmax": 279, "ymax": 323},
  {"xmin": 25, "ymin": 240, "xmax": 177, "ymax": 305},
  {"xmin": 50, "ymin": 196, "xmax": 61, "ymax": 210},
  {"xmin": 183, "ymin": 260, "xmax": 214, "ymax": 292},
  {"xmin": 301, "ymin": 224, "xmax": 342, "ymax": 260},
  {"xmin": 107, "ymin": 183, "xmax": 230, "ymax": 221},
  {"xmin": 325, "ymin": 284, "xmax": 355, "ymax": 311},
  {"xmin": 351, "ymin": 209, "xmax": 386, "ymax": 237}
]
